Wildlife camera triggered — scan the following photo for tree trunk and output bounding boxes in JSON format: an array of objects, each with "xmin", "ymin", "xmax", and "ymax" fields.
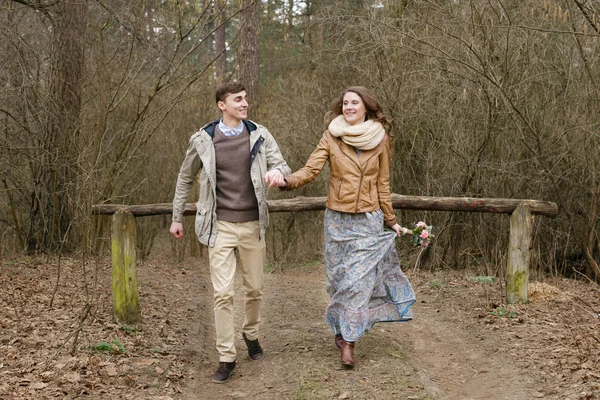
[
  {"xmin": 27, "ymin": 0, "xmax": 87, "ymax": 253},
  {"xmin": 214, "ymin": 0, "xmax": 226, "ymax": 85},
  {"xmin": 239, "ymin": 0, "xmax": 259, "ymax": 118},
  {"xmin": 287, "ymin": 0, "xmax": 294, "ymax": 31}
]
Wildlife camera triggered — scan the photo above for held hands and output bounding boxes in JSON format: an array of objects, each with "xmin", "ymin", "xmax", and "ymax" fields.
[
  {"xmin": 170, "ymin": 221, "xmax": 184, "ymax": 239},
  {"xmin": 264, "ymin": 169, "xmax": 287, "ymax": 187}
]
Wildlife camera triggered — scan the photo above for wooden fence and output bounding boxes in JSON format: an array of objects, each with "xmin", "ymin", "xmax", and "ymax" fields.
[{"xmin": 92, "ymin": 194, "xmax": 559, "ymax": 324}]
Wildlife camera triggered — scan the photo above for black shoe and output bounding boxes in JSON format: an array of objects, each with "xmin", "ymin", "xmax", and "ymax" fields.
[
  {"xmin": 211, "ymin": 361, "xmax": 236, "ymax": 383},
  {"xmin": 242, "ymin": 332, "xmax": 264, "ymax": 361}
]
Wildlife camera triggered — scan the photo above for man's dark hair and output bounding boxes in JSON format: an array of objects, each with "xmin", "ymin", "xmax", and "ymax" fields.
[{"xmin": 215, "ymin": 83, "xmax": 246, "ymax": 103}]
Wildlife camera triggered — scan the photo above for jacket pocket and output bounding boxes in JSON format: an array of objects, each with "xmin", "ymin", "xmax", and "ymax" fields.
[
  {"xmin": 195, "ymin": 207, "xmax": 210, "ymax": 238},
  {"xmin": 370, "ymin": 180, "xmax": 378, "ymax": 202}
]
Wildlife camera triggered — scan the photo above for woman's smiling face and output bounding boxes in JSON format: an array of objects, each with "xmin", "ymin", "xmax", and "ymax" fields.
[{"xmin": 342, "ymin": 91, "xmax": 367, "ymax": 126}]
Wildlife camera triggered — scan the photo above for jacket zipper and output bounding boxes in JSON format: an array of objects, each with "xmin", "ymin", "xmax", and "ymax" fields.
[
  {"xmin": 355, "ymin": 172, "xmax": 363, "ymax": 212},
  {"xmin": 206, "ymin": 170, "xmax": 216, "ymax": 245},
  {"xmin": 250, "ymin": 135, "xmax": 265, "ymax": 239}
]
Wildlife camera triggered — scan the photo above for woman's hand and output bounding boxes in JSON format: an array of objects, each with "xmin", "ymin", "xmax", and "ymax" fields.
[{"xmin": 391, "ymin": 224, "xmax": 412, "ymax": 236}]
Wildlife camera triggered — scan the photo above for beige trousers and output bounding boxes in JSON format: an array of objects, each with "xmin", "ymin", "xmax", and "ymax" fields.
[{"xmin": 208, "ymin": 220, "xmax": 265, "ymax": 362}]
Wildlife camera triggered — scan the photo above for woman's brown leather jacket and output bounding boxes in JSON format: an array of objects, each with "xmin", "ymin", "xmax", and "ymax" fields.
[{"xmin": 284, "ymin": 130, "xmax": 397, "ymax": 227}]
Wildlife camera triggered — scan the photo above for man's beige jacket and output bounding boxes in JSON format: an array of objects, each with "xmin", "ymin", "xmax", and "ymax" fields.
[{"xmin": 172, "ymin": 120, "xmax": 291, "ymax": 247}]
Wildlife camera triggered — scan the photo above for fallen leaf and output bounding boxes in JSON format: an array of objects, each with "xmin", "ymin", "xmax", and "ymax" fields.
[
  {"xmin": 132, "ymin": 358, "xmax": 159, "ymax": 367},
  {"xmin": 62, "ymin": 372, "xmax": 80, "ymax": 383},
  {"xmin": 31, "ymin": 382, "xmax": 48, "ymax": 390}
]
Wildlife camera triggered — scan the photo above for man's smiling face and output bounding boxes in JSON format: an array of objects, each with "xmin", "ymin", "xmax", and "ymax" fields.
[{"xmin": 218, "ymin": 90, "xmax": 248, "ymax": 124}]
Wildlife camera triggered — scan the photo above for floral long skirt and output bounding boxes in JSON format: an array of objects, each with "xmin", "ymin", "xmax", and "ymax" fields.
[{"xmin": 324, "ymin": 209, "xmax": 416, "ymax": 342}]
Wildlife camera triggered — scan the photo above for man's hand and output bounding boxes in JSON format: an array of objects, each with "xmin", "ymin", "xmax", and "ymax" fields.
[
  {"xmin": 264, "ymin": 169, "xmax": 286, "ymax": 187},
  {"xmin": 170, "ymin": 221, "xmax": 184, "ymax": 239}
]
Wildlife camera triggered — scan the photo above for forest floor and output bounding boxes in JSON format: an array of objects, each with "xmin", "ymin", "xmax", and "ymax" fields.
[{"xmin": 2, "ymin": 243, "xmax": 600, "ymax": 400}]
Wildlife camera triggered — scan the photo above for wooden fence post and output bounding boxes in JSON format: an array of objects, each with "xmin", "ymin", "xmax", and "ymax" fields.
[
  {"xmin": 111, "ymin": 210, "xmax": 140, "ymax": 324},
  {"xmin": 506, "ymin": 204, "xmax": 533, "ymax": 304}
]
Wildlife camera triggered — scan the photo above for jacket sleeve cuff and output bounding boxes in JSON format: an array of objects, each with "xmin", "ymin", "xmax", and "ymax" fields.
[
  {"xmin": 384, "ymin": 217, "xmax": 397, "ymax": 227},
  {"xmin": 279, "ymin": 176, "xmax": 297, "ymax": 191}
]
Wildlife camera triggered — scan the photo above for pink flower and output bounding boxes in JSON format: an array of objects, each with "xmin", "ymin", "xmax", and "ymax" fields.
[
  {"xmin": 416, "ymin": 221, "xmax": 427, "ymax": 228},
  {"xmin": 420, "ymin": 230, "xmax": 429, "ymax": 239},
  {"xmin": 422, "ymin": 242, "xmax": 429, "ymax": 247}
]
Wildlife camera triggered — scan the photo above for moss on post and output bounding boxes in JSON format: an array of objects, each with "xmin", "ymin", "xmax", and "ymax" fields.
[
  {"xmin": 111, "ymin": 210, "xmax": 140, "ymax": 324},
  {"xmin": 506, "ymin": 204, "xmax": 533, "ymax": 304}
]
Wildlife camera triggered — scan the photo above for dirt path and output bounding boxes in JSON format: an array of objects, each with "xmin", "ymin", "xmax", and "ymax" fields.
[
  {"xmin": 179, "ymin": 264, "xmax": 534, "ymax": 400},
  {"xmin": 3, "ymin": 255, "xmax": 599, "ymax": 400},
  {"xmin": 400, "ymin": 287, "xmax": 533, "ymax": 400}
]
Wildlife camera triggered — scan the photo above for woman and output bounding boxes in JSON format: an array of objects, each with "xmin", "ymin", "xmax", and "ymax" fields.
[{"xmin": 270, "ymin": 86, "xmax": 416, "ymax": 369}]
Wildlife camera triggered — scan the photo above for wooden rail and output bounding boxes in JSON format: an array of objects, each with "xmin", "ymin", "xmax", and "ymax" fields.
[
  {"xmin": 97, "ymin": 194, "xmax": 559, "ymax": 323},
  {"xmin": 92, "ymin": 194, "xmax": 559, "ymax": 217}
]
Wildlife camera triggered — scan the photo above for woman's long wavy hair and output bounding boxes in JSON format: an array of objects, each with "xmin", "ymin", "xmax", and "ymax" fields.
[{"xmin": 324, "ymin": 86, "xmax": 392, "ymax": 136}]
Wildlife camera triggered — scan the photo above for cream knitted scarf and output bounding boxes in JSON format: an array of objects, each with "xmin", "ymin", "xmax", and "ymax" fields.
[{"xmin": 328, "ymin": 115, "xmax": 386, "ymax": 151}]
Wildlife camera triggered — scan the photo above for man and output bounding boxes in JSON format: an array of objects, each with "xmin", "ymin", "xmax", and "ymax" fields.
[{"xmin": 170, "ymin": 82, "xmax": 290, "ymax": 383}]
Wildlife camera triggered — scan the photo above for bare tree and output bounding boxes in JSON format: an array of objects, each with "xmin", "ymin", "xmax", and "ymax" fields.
[
  {"xmin": 239, "ymin": 0, "xmax": 259, "ymax": 117},
  {"xmin": 6, "ymin": 0, "xmax": 88, "ymax": 253}
]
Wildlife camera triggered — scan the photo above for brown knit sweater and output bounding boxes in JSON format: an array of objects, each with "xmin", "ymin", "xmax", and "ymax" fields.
[{"xmin": 213, "ymin": 124, "xmax": 259, "ymax": 222}]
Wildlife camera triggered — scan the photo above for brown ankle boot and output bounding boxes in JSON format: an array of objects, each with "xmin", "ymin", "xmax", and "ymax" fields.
[
  {"xmin": 340, "ymin": 340, "xmax": 355, "ymax": 369},
  {"xmin": 335, "ymin": 334, "xmax": 343, "ymax": 349}
]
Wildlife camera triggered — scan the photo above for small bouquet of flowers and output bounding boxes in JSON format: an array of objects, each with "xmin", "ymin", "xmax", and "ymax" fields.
[{"xmin": 410, "ymin": 221, "xmax": 433, "ymax": 247}]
